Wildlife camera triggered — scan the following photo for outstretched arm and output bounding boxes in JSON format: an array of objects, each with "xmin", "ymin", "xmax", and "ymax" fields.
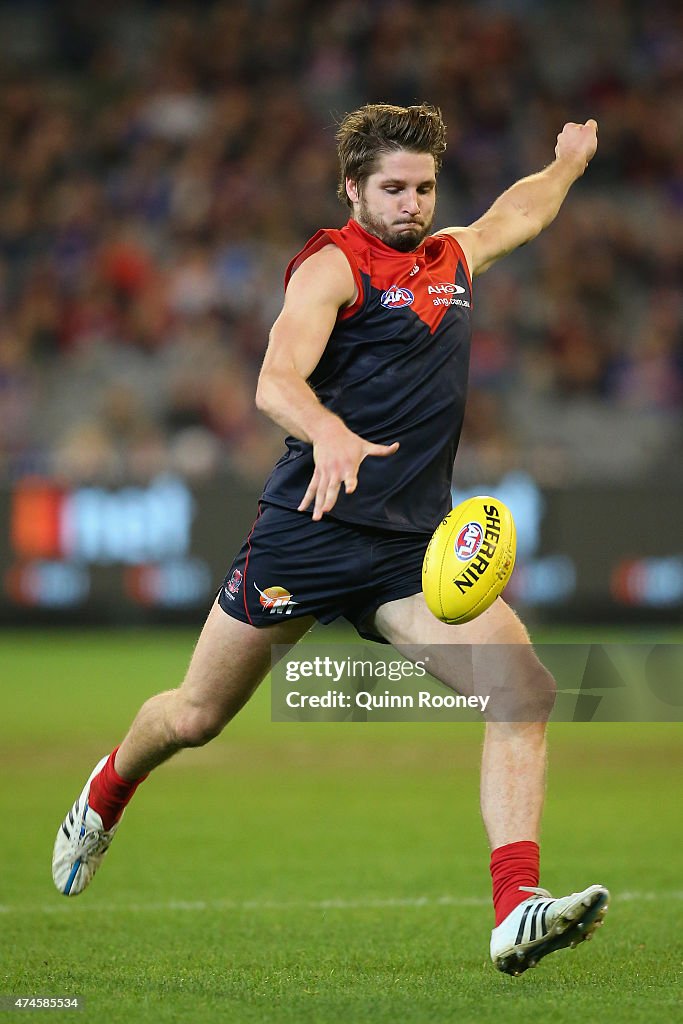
[
  {"xmin": 256, "ymin": 244, "xmax": 399, "ymax": 520},
  {"xmin": 439, "ymin": 120, "xmax": 598, "ymax": 276}
]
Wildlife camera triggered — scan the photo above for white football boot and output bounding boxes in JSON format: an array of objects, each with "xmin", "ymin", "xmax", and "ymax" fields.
[
  {"xmin": 52, "ymin": 756, "xmax": 122, "ymax": 896},
  {"xmin": 490, "ymin": 884, "xmax": 609, "ymax": 976}
]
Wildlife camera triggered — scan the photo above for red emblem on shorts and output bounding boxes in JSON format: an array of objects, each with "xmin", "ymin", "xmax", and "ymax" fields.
[
  {"xmin": 454, "ymin": 522, "xmax": 483, "ymax": 561},
  {"xmin": 226, "ymin": 569, "xmax": 243, "ymax": 596}
]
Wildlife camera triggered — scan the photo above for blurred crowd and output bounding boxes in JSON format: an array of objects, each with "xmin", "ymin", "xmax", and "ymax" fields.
[{"xmin": 0, "ymin": 0, "xmax": 681, "ymax": 489}]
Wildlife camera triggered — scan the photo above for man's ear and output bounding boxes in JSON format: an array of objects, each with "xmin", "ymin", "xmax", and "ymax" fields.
[{"xmin": 346, "ymin": 178, "xmax": 360, "ymax": 203}]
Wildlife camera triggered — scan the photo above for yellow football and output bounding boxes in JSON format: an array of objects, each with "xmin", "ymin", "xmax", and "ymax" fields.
[{"xmin": 422, "ymin": 496, "xmax": 516, "ymax": 624}]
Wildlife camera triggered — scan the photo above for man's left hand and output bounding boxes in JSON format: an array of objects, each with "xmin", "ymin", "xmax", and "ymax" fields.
[{"xmin": 555, "ymin": 120, "xmax": 598, "ymax": 174}]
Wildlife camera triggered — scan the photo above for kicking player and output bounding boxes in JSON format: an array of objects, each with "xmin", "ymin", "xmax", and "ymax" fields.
[{"xmin": 53, "ymin": 103, "xmax": 608, "ymax": 975}]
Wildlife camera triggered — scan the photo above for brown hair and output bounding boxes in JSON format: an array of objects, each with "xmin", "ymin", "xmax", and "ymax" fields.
[{"xmin": 336, "ymin": 102, "xmax": 447, "ymax": 207}]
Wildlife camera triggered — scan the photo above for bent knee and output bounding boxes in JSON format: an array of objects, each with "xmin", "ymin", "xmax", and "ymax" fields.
[
  {"xmin": 172, "ymin": 701, "xmax": 226, "ymax": 748},
  {"xmin": 530, "ymin": 662, "xmax": 557, "ymax": 717},
  {"xmin": 497, "ymin": 655, "xmax": 557, "ymax": 722},
  {"xmin": 519, "ymin": 660, "xmax": 557, "ymax": 721}
]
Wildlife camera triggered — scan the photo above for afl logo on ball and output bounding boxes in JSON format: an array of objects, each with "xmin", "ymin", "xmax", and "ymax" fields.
[
  {"xmin": 380, "ymin": 284, "xmax": 414, "ymax": 308},
  {"xmin": 454, "ymin": 522, "xmax": 483, "ymax": 561}
]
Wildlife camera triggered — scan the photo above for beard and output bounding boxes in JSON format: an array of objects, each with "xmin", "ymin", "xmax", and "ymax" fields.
[{"xmin": 357, "ymin": 196, "xmax": 433, "ymax": 252}]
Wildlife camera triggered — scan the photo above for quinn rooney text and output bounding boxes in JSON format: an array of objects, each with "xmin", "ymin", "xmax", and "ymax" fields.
[{"xmin": 284, "ymin": 690, "xmax": 491, "ymax": 712}]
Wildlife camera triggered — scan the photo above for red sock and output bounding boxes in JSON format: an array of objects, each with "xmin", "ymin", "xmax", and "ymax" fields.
[
  {"xmin": 490, "ymin": 840, "xmax": 540, "ymax": 926},
  {"xmin": 88, "ymin": 747, "xmax": 148, "ymax": 830}
]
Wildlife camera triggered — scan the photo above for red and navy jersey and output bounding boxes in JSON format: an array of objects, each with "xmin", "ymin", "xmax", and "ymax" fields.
[{"xmin": 261, "ymin": 217, "xmax": 473, "ymax": 534}]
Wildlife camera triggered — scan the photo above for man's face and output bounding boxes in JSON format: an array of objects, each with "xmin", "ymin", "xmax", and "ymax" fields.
[{"xmin": 347, "ymin": 149, "xmax": 437, "ymax": 252}]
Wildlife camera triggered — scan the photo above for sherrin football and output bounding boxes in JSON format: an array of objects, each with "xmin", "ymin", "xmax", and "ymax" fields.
[{"xmin": 422, "ymin": 496, "xmax": 516, "ymax": 624}]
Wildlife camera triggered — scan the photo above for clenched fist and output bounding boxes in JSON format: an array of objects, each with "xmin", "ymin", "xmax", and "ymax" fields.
[{"xmin": 555, "ymin": 119, "xmax": 598, "ymax": 174}]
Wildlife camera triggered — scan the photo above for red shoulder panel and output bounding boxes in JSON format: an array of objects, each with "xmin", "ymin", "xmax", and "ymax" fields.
[
  {"xmin": 435, "ymin": 232, "xmax": 473, "ymax": 292},
  {"xmin": 283, "ymin": 229, "xmax": 364, "ymax": 320}
]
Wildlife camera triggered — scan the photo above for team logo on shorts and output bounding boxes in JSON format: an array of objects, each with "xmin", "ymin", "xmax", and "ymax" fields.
[
  {"xmin": 380, "ymin": 284, "xmax": 414, "ymax": 309},
  {"xmin": 254, "ymin": 582, "xmax": 298, "ymax": 614},
  {"xmin": 454, "ymin": 522, "xmax": 483, "ymax": 561},
  {"xmin": 223, "ymin": 569, "xmax": 243, "ymax": 601}
]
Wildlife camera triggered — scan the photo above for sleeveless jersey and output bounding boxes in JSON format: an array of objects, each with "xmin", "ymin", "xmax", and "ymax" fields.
[{"xmin": 260, "ymin": 217, "xmax": 473, "ymax": 534}]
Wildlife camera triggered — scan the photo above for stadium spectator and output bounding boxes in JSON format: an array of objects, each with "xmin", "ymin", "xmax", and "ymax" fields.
[{"xmin": 0, "ymin": 0, "xmax": 680, "ymax": 485}]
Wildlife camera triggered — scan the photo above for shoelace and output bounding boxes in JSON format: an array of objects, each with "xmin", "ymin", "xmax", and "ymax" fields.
[
  {"xmin": 80, "ymin": 830, "xmax": 115, "ymax": 859},
  {"xmin": 62, "ymin": 802, "xmax": 114, "ymax": 861},
  {"xmin": 519, "ymin": 886, "xmax": 554, "ymax": 899}
]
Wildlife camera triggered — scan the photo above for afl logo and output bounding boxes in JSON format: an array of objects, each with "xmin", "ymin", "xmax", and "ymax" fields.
[
  {"xmin": 454, "ymin": 522, "xmax": 483, "ymax": 561},
  {"xmin": 380, "ymin": 284, "xmax": 414, "ymax": 308}
]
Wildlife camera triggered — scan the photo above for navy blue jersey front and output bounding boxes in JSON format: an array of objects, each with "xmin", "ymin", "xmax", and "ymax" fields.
[{"xmin": 261, "ymin": 218, "xmax": 473, "ymax": 535}]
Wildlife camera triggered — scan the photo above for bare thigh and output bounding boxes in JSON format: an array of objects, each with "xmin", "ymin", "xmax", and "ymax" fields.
[
  {"xmin": 178, "ymin": 600, "xmax": 317, "ymax": 728},
  {"xmin": 370, "ymin": 594, "xmax": 554, "ymax": 720}
]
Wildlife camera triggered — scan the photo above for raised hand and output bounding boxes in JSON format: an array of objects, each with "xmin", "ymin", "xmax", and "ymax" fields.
[{"xmin": 555, "ymin": 119, "xmax": 598, "ymax": 174}]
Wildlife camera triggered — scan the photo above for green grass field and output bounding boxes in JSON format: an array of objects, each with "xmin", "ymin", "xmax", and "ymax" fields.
[{"xmin": 1, "ymin": 626, "xmax": 682, "ymax": 1023}]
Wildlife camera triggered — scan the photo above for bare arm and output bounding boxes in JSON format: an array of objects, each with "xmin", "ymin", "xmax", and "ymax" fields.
[
  {"xmin": 439, "ymin": 120, "xmax": 599, "ymax": 276},
  {"xmin": 256, "ymin": 245, "xmax": 352, "ymax": 443},
  {"xmin": 256, "ymin": 244, "xmax": 399, "ymax": 520}
]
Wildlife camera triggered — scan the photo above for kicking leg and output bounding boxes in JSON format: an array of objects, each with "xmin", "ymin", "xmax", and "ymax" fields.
[
  {"xmin": 371, "ymin": 593, "xmax": 555, "ymax": 849},
  {"xmin": 371, "ymin": 593, "xmax": 608, "ymax": 974}
]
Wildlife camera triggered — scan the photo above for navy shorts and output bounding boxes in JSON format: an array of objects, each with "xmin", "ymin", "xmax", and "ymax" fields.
[{"xmin": 217, "ymin": 502, "xmax": 429, "ymax": 643}]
